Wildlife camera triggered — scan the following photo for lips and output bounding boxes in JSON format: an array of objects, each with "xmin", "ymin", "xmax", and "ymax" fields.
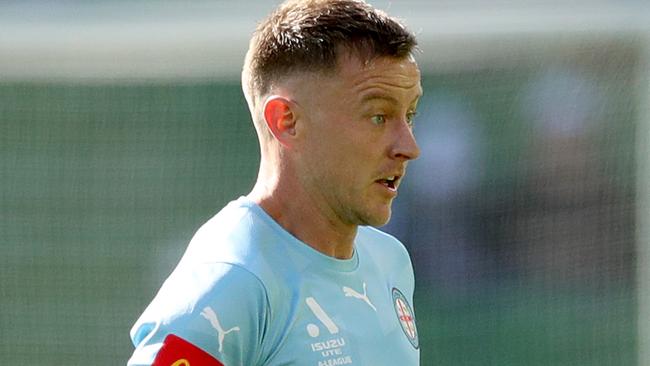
[{"xmin": 375, "ymin": 175, "xmax": 402, "ymax": 191}]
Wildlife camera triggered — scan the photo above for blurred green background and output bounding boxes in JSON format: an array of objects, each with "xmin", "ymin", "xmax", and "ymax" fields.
[
  {"xmin": 0, "ymin": 1, "xmax": 646, "ymax": 365},
  {"xmin": 1, "ymin": 82, "xmax": 258, "ymax": 364}
]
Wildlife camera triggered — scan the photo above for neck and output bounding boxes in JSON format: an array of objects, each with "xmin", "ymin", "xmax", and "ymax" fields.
[{"xmin": 248, "ymin": 160, "xmax": 357, "ymax": 260}]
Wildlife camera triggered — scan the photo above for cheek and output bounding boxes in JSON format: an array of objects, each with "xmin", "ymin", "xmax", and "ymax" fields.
[{"xmin": 305, "ymin": 118, "xmax": 378, "ymax": 179}]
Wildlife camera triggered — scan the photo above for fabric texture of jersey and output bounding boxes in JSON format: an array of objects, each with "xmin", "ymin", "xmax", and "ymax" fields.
[{"xmin": 128, "ymin": 196, "xmax": 419, "ymax": 366}]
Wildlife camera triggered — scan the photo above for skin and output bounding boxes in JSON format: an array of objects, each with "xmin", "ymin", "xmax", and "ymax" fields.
[{"xmin": 248, "ymin": 50, "xmax": 422, "ymax": 259}]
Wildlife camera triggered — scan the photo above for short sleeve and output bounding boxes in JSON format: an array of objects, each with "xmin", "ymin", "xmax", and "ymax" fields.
[{"xmin": 128, "ymin": 262, "xmax": 269, "ymax": 366}]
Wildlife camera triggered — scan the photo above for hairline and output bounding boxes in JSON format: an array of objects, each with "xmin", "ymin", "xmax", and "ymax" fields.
[{"xmin": 253, "ymin": 47, "xmax": 418, "ymax": 106}]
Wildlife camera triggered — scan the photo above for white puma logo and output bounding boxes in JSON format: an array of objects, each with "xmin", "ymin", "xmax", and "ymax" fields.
[
  {"xmin": 342, "ymin": 282, "xmax": 377, "ymax": 312},
  {"xmin": 200, "ymin": 306, "xmax": 240, "ymax": 353}
]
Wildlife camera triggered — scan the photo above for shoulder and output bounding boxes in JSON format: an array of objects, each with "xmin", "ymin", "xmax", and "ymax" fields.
[
  {"xmin": 183, "ymin": 198, "xmax": 258, "ymax": 262},
  {"xmin": 356, "ymin": 226, "xmax": 415, "ymax": 288},
  {"xmin": 145, "ymin": 262, "xmax": 269, "ymax": 321},
  {"xmin": 130, "ymin": 197, "xmax": 290, "ymax": 366},
  {"xmin": 179, "ymin": 197, "xmax": 279, "ymax": 275},
  {"xmin": 357, "ymin": 226, "xmax": 412, "ymax": 263}
]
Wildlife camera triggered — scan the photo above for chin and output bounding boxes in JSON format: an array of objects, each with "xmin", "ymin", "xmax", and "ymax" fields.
[{"xmin": 359, "ymin": 207, "xmax": 392, "ymax": 227}]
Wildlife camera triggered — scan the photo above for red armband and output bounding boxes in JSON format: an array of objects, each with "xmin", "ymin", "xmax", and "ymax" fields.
[{"xmin": 152, "ymin": 334, "xmax": 224, "ymax": 366}]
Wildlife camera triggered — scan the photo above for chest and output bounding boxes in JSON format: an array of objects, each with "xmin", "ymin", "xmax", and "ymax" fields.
[{"xmin": 264, "ymin": 276, "xmax": 419, "ymax": 366}]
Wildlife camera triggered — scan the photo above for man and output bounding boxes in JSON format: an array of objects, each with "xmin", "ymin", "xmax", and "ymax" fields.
[{"xmin": 128, "ymin": 0, "xmax": 422, "ymax": 365}]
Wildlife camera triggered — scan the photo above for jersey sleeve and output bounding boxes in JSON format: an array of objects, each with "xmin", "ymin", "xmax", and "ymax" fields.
[{"xmin": 128, "ymin": 262, "xmax": 269, "ymax": 366}]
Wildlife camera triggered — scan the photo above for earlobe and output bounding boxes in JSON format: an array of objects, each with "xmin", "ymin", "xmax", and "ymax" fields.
[{"xmin": 263, "ymin": 96, "xmax": 297, "ymax": 145}]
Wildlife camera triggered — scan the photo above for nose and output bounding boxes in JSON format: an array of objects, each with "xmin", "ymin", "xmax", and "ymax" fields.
[{"xmin": 391, "ymin": 121, "xmax": 420, "ymax": 161}]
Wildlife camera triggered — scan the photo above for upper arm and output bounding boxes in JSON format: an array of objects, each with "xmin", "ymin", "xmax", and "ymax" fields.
[{"xmin": 128, "ymin": 262, "xmax": 269, "ymax": 366}]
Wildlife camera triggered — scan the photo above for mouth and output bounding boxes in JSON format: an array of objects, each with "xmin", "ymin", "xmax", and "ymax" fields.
[{"xmin": 375, "ymin": 175, "xmax": 401, "ymax": 192}]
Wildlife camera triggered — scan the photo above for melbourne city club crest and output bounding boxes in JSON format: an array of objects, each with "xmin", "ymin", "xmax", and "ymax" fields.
[{"xmin": 391, "ymin": 288, "xmax": 419, "ymax": 349}]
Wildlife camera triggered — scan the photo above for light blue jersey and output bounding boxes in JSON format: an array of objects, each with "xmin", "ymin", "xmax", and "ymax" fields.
[{"xmin": 129, "ymin": 197, "xmax": 419, "ymax": 366}]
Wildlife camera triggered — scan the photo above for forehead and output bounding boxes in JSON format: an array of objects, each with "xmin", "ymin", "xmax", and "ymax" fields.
[{"xmin": 335, "ymin": 53, "xmax": 422, "ymax": 98}]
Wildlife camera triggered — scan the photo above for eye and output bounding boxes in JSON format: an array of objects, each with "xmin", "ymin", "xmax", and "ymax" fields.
[
  {"xmin": 371, "ymin": 115, "xmax": 386, "ymax": 126},
  {"xmin": 406, "ymin": 111, "xmax": 418, "ymax": 127}
]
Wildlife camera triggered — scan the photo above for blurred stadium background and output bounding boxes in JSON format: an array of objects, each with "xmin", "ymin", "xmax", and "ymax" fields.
[{"xmin": 1, "ymin": 1, "xmax": 649, "ymax": 365}]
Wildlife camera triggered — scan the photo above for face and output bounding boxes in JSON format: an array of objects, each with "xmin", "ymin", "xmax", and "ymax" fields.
[{"xmin": 293, "ymin": 52, "xmax": 422, "ymax": 227}]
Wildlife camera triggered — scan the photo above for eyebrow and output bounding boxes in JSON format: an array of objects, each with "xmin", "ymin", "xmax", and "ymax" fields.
[
  {"xmin": 359, "ymin": 92, "xmax": 422, "ymax": 107},
  {"xmin": 360, "ymin": 93, "xmax": 398, "ymax": 105}
]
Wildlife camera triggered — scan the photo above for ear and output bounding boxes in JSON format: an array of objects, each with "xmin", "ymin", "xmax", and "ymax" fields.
[{"xmin": 263, "ymin": 96, "xmax": 297, "ymax": 146}]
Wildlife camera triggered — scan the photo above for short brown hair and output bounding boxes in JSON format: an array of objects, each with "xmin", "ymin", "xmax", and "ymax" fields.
[{"xmin": 242, "ymin": 0, "xmax": 418, "ymax": 110}]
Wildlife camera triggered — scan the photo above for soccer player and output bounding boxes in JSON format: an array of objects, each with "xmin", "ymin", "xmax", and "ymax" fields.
[{"xmin": 128, "ymin": 0, "xmax": 422, "ymax": 365}]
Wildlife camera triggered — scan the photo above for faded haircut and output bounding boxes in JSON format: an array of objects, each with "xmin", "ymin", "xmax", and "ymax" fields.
[{"xmin": 242, "ymin": 0, "xmax": 418, "ymax": 135}]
